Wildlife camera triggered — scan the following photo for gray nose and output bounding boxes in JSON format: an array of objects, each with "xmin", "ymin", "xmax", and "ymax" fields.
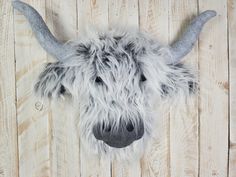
[{"xmin": 93, "ymin": 119, "xmax": 144, "ymax": 148}]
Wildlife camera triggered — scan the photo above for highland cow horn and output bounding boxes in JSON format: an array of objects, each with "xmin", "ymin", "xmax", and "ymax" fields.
[
  {"xmin": 12, "ymin": 1, "xmax": 73, "ymax": 61},
  {"xmin": 167, "ymin": 10, "xmax": 216, "ymax": 64}
]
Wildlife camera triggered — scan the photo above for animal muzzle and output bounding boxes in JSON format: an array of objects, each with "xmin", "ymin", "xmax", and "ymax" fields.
[{"xmin": 93, "ymin": 119, "xmax": 144, "ymax": 148}]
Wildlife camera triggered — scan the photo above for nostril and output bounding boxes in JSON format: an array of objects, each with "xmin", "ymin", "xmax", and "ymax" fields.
[
  {"xmin": 102, "ymin": 122, "xmax": 111, "ymax": 132},
  {"xmin": 126, "ymin": 122, "xmax": 134, "ymax": 132},
  {"xmin": 105, "ymin": 125, "xmax": 111, "ymax": 132}
]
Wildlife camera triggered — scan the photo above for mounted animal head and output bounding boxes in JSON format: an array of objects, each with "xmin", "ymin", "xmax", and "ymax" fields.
[{"xmin": 13, "ymin": 1, "xmax": 216, "ymax": 159}]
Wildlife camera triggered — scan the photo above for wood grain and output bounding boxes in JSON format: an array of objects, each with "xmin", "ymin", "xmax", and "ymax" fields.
[
  {"xmin": 228, "ymin": 0, "xmax": 236, "ymax": 176},
  {"xmin": 46, "ymin": 0, "xmax": 80, "ymax": 177},
  {"xmin": 139, "ymin": 0, "xmax": 169, "ymax": 42},
  {"xmin": 78, "ymin": 0, "xmax": 109, "ymax": 31},
  {"xmin": 45, "ymin": 1, "xmax": 79, "ymax": 177},
  {"xmin": 49, "ymin": 101, "xmax": 80, "ymax": 177},
  {"xmin": 109, "ymin": 0, "xmax": 139, "ymax": 27},
  {"xmin": 0, "ymin": 1, "xmax": 18, "ymax": 177},
  {"xmin": 139, "ymin": 0, "xmax": 170, "ymax": 177},
  {"xmin": 169, "ymin": 1, "xmax": 199, "ymax": 177},
  {"xmin": 14, "ymin": 1, "xmax": 50, "ymax": 177},
  {"xmin": 198, "ymin": 0, "xmax": 229, "ymax": 176}
]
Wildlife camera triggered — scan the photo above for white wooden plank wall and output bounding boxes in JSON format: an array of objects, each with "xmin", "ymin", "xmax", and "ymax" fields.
[
  {"xmin": 199, "ymin": 0, "xmax": 228, "ymax": 176},
  {"xmin": 0, "ymin": 0, "xmax": 234, "ymax": 177},
  {"xmin": 169, "ymin": 1, "xmax": 198, "ymax": 177},
  {"xmin": 229, "ymin": 1, "xmax": 236, "ymax": 177},
  {"xmin": 0, "ymin": 1, "xmax": 18, "ymax": 177}
]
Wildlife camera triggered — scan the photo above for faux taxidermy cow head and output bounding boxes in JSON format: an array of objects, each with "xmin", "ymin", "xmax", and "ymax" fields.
[{"xmin": 13, "ymin": 1, "xmax": 216, "ymax": 159}]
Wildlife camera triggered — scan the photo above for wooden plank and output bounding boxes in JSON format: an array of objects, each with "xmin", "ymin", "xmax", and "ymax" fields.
[
  {"xmin": 138, "ymin": 1, "xmax": 170, "ymax": 177},
  {"xmin": 45, "ymin": 0, "xmax": 79, "ymax": 177},
  {"xmin": 198, "ymin": 0, "xmax": 229, "ymax": 176},
  {"xmin": 169, "ymin": 1, "xmax": 199, "ymax": 177},
  {"xmin": 77, "ymin": 0, "xmax": 111, "ymax": 177},
  {"xmin": 112, "ymin": 160, "xmax": 140, "ymax": 177},
  {"xmin": 140, "ymin": 109, "xmax": 170, "ymax": 177},
  {"xmin": 0, "ymin": 0, "xmax": 18, "ymax": 177},
  {"xmin": 49, "ymin": 101, "xmax": 80, "ymax": 177},
  {"xmin": 14, "ymin": 1, "xmax": 50, "ymax": 177},
  {"xmin": 46, "ymin": 0, "xmax": 78, "ymax": 41},
  {"xmin": 139, "ymin": 0, "xmax": 169, "ymax": 41},
  {"xmin": 108, "ymin": 1, "xmax": 140, "ymax": 177},
  {"xmin": 228, "ymin": 0, "xmax": 236, "ymax": 176},
  {"xmin": 78, "ymin": 0, "xmax": 108, "ymax": 30},
  {"xmin": 109, "ymin": 0, "xmax": 139, "ymax": 27}
]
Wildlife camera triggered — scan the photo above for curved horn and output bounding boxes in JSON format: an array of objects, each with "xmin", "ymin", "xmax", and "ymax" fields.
[
  {"xmin": 12, "ymin": 1, "xmax": 73, "ymax": 61},
  {"xmin": 167, "ymin": 10, "xmax": 217, "ymax": 64}
]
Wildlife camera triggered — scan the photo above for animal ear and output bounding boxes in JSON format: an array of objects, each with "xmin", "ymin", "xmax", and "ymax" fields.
[
  {"xmin": 160, "ymin": 63, "xmax": 197, "ymax": 97},
  {"xmin": 34, "ymin": 63, "xmax": 70, "ymax": 98}
]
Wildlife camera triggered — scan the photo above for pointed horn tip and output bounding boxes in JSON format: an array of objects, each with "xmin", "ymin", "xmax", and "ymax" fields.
[
  {"xmin": 12, "ymin": 0, "xmax": 29, "ymax": 11},
  {"xmin": 12, "ymin": 0, "xmax": 21, "ymax": 8},
  {"xmin": 12, "ymin": 1, "xmax": 22, "ymax": 9},
  {"xmin": 201, "ymin": 10, "xmax": 217, "ymax": 18}
]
